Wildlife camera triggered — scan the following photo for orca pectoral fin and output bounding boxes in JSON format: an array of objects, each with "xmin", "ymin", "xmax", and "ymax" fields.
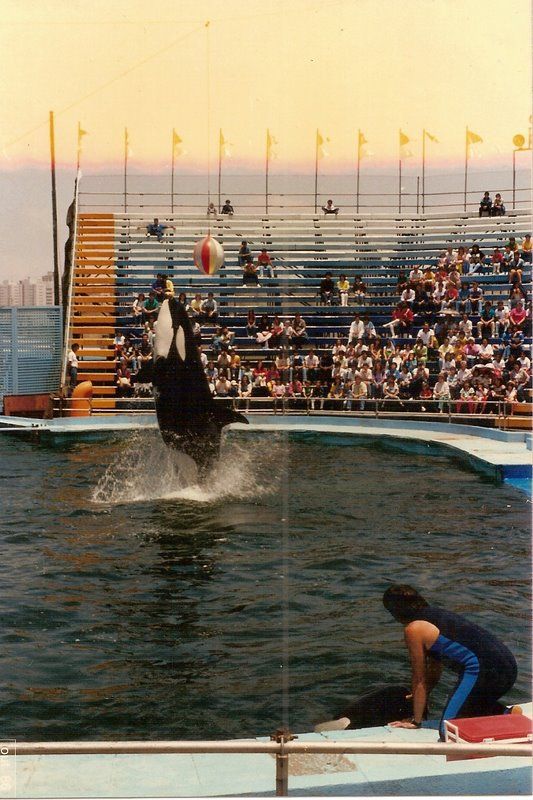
[{"xmin": 213, "ymin": 406, "xmax": 249, "ymax": 429}]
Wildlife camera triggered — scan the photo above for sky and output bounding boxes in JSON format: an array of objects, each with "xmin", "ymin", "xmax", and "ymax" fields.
[{"xmin": 0, "ymin": 0, "xmax": 531, "ymax": 281}]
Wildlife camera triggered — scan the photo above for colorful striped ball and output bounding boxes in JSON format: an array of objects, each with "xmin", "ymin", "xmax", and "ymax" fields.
[{"xmin": 193, "ymin": 235, "xmax": 224, "ymax": 275}]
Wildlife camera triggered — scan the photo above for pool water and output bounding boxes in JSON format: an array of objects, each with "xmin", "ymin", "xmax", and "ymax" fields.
[{"xmin": 0, "ymin": 431, "xmax": 530, "ymax": 740}]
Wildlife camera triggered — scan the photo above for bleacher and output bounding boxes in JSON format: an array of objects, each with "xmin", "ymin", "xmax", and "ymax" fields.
[{"xmin": 65, "ymin": 209, "xmax": 532, "ymax": 427}]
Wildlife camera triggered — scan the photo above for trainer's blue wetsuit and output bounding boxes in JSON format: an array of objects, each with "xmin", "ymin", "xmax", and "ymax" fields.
[{"xmin": 416, "ymin": 606, "xmax": 517, "ymax": 738}]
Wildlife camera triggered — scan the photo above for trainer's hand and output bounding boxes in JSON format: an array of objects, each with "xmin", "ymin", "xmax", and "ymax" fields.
[{"xmin": 388, "ymin": 719, "xmax": 419, "ymax": 729}]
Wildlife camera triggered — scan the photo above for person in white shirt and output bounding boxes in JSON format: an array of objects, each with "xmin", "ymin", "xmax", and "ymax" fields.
[
  {"xmin": 458, "ymin": 313, "xmax": 473, "ymax": 337},
  {"xmin": 494, "ymin": 301, "xmax": 510, "ymax": 337},
  {"xmin": 456, "ymin": 360, "xmax": 472, "ymax": 386},
  {"xmin": 67, "ymin": 344, "xmax": 80, "ymax": 392},
  {"xmin": 478, "ymin": 338, "xmax": 494, "ymax": 364},
  {"xmin": 433, "ymin": 372, "xmax": 451, "ymax": 413},
  {"xmin": 348, "ymin": 314, "xmax": 365, "ymax": 343},
  {"xmin": 417, "ymin": 323, "xmax": 436, "ymax": 348},
  {"xmin": 409, "ymin": 267, "xmax": 424, "ymax": 284},
  {"xmin": 304, "ymin": 349, "xmax": 319, "ymax": 382},
  {"xmin": 401, "ymin": 287, "xmax": 416, "ymax": 305}
]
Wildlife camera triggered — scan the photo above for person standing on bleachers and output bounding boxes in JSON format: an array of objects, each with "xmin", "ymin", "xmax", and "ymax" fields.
[{"xmin": 478, "ymin": 191, "xmax": 492, "ymax": 217}]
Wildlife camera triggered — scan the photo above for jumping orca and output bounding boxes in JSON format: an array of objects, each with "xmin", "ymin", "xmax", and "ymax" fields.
[
  {"xmin": 152, "ymin": 297, "xmax": 248, "ymax": 474},
  {"xmin": 315, "ymin": 684, "xmax": 413, "ymax": 732}
]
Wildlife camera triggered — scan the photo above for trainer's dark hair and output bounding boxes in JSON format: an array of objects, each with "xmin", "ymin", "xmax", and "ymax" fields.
[{"xmin": 383, "ymin": 585, "xmax": 429, "ymax": 622}]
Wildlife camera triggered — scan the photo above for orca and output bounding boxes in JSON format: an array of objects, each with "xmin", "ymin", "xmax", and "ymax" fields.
[
  {"xmin": 315, "ymin": 684, "xmax": 413, "ymax": 732},
  {"xmin": 152, "ymin": 297, "xmax": 248, "ymax": 475}
]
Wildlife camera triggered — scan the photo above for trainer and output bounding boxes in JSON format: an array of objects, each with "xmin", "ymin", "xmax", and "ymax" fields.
[{"xmin": 383, "ymin": 584, "xmax": 518, "ymax": 738}]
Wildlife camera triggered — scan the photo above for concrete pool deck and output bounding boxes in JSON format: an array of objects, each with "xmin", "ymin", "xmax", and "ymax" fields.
[
  {"xmin": 1, "ymin": 412, "xmax": 531, "ymax": 486},
  {"xmin": 10, "ymin": 705, "xmax": 533, "ymax": 797}
]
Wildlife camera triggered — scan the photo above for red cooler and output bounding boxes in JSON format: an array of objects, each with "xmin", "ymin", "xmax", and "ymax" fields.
[{"xmin": 444, "ymin": 714, "xmax": 532, "ymax": 761}]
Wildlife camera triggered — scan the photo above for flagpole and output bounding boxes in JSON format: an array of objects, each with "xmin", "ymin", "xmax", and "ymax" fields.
[
  {"xmin": 76, "ymin": 122, "xmax": 81, "ymax": 175},
  {"xmin": 218, "ymin": 130, "xmax": 222, "ymax": 213},
  {"xmin": 171, "ymin": 129, "xmax": 175, "ymax": 214},
  {"xmin": 265, "ymin": 130, "xmax": 269, "ymax": 215},
  {"xmin": 422, "ymin": 129, "xmax": 426, "ymax": 214},
  {"xmin": 398, "ymin": 159, "xmax": 402, "ymax": 213},
  {"xmin": 356, "ymin": 130, "xmax": 361, "ymax": 214},
  {"xmin": 314, "ymin": 129, "xmax": 319, "ymax": 214},
  {"xmin": 49, "ymin": 111, "xmax": 60, "ymax": 306},
  {"xmin": 124, "ymin": 128, "xmax": 128, "ymax": 213},
  {"xmin": 464, "ymin": 126, "xmax": 468, "ymax": 212}
]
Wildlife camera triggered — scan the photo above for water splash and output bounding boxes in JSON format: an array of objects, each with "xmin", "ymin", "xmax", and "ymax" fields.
[{"xmin": 92, "ymin": 430, "xmax": 284, "ymax": 505}]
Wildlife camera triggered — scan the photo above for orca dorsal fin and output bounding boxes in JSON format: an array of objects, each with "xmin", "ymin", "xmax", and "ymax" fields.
[{"xmin": 213, "ymin": 405, "xmax": 249, "ymax": 430}]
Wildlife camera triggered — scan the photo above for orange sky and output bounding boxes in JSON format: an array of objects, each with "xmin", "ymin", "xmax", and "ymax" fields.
[{"xmin": 1, "ymin": 0, "xmax": 531, "ymax": 171}]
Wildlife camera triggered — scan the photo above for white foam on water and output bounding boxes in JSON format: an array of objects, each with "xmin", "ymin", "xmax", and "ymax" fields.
[{"xmin": 92, "ymin": 431, "xmax": 284, "ymax": 505}]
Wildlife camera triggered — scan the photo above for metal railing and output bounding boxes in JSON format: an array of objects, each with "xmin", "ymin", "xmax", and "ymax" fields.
[{"xmin": 6, "ymin": 732, "xmax": 532, "ymax": 796}]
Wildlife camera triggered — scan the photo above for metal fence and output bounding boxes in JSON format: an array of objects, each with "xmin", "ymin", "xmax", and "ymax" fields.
[{"xmin": 0, "ymin": 307, "xmax": 62, "ymax": 410}]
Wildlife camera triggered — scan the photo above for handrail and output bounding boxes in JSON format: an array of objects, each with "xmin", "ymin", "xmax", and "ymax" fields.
[{"xmin": 7, "ymin": 735, "xmax": 532, "ymax": 797}]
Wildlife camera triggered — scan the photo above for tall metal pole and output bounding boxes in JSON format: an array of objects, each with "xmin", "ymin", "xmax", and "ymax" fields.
[
  {"xmin": 218, "ymin": 130, "xmax": 222, "ymax": 213},
  {"xmin": 416, "ymin": 176, "xmax": 420, "ymax": 214},
  {"xmin": 124, "ymin": 127, "xmax": 128, "ymax": 213},
  {"xmin": 422, "ymin": 129, "xmax": 426, "ymax": 213},
  {"xmin": 171, "ymin": 129, "xmax": 175, "ymax": 214},
  {"xmin": 265, "ymin": 129, "xmax": 269, "ymax": 215},
  {"xmin": 464, "ymin": 127, "xmax": 468, "ymax": 212},
  {"xmin": 512, "ymin": 149, "xmax": 516, "ymax": 210},
  {"xmin": 398, "ymin": 159, "xmax": 402, "ymax": 213},
  {"xmin": 49, "ymin": 111, "xmax": 60, "ymax": 306},
  {"xmin": 314, "ymin": 129, "xmax": 319, "ymax": 214},
  {"xmin": 356, "ymin": 129, "xmax": 361, "ymax": 214}
]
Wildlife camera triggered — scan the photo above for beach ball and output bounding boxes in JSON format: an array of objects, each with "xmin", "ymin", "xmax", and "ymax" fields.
[
  {"xmin": 513, "ymin": 134, "xmax": 526, "ymax": 149},
  {"xmin": 193, "ymin": 235, "xmax": 224, "ymax": 275}
]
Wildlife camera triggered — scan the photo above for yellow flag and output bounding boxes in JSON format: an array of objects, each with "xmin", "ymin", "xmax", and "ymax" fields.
[
  {"xmin": 267, "ymin": 129, "xmax": 278, "ymax": 158},
  {"xmin": 219, "ymin": 129, "xmax": 232, "ymax": 158},
  {"xmin": 317, "ymin": 129, "xmax": 330, "ymax": 159},
  {"xmin": 124, "ymin": 128, "xmax": 131, "ymax": 156},
  {"xmin": 399, "ymin": 130, "xmax": 410, "ymax": 147},
  {"xmin": 358, "ymin": 131, "xmax": 369, "ymax": 159},
  {"xmin": 77, "ymin": 123, "xmax": 88, "ymax": 147},
  {"xmin": 425, "ymin": 130, "xmax": 439, "ymax": 143},
  {"xmin": 466, "ymin": 129, "xmax": 483, "ymax": 145},
  {"xmin": 172, "ymin": 129, "xmax": 183, "ymax": 157}
]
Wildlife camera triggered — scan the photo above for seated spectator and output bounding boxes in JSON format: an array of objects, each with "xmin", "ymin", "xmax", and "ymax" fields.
[
  {"xmin": 396, "ymin": 270, "xmax": 409, "ymax": 293},
  {"xmin": 401, "ymin": 285, "xmax": 416, "ymax": 305},
  {"xmin": 143, "ymin": 291, "xmax": 159, "ymax": 325},
  {"xmin": 319, "ymin": 272, "xmax": 335, "ymax": 305},
  {"xmin": 457, "ymin": 312, "xmax": 473, "ymax": 337},
  {"xmin": 493, "ymin": 300, "xmax": 510, "ymax": 337},
  {"xmin": 384, "ymin": 302, "xmax": 414, "ymax": 338},
  {"xmin": 269, "ymin": 315, "xmax": 284, "ymax": 348},
  {"xmin": 456, "ymin": 380, "xmax": 476, "ymax": 413},
  {"xmin": 144, "ymin": 217, "xmax": 175, "ymax": 241},
  {"xmin": 242, "ymin": 260, "xmax": 260, "ymax": 286},
  {"xmin": 520, "ymin": 233, "xmax": 532, "ymax": 263},
  {"xmin": 468, "ymin": 281, "xmax": 483, "ymax": 314},
  {"xmin": 478, "ymin": 338, "xmax": 494, "ymax": 364},
  {"xmin": 508, "ymin": 236, "xmax": 519, "ymax": 252},
  {"xmin": 416, "ymin": 321, "xmax": 436, "ymax": 349},
  {"xmin": 215, "ymin": 372, "xmax": 232, "ymax": 396},
  {"xmin": 464, "ymin": 337, "xmax": 480, "ymax": 367},
  {"xmin": 352, "ymin": 275, "xmax": 366, "ymax": 298},
  {"xmin": 467, "ymin": 244, "xmax": 487, "ymax": 273},
  {"xmin": 238, "ymin": 240, "xmax": 253, "ymax": 267},
  {"xmin": 362, "ymin": 314, "xmax": 377, "ymax": 342},
  {"xmin": 221, "ymin": 199, "xmax": 234, "ymax": 215},
  {"xmin": 479, "ymin": 191, "xmax": 492, "ymax": 217},
  {"xmin": 322, "ymin": 199, "xmax": 339, "ymax": 215},
  {"xmin": 337, "ymin": 274, "xmax": 350, "ymax": 306},
  {"xmin": 422, "ymin": 267, "xmax": 437, "ymax": 292},
  {"xmin": 116, "ymin": 358, "xmax": 133, "ymax": 397},
  {"xmin": 132, "ymin": 292, "xmax": 146, "ymax": 324},
  {"xmin": 292, "ymin": 314, "xmax": 308, "ymax": 348},
  {"xmin": 238, "ymin": 375, "xmax": 252, "ymax": 410},
  {"xmin": 207, "ymin": 202, "xmax": 217, "ymax": 216},
  {"xmin": 200, "ymin": 292, "xmax": 218, "ymax": 322},
  {"xmin": 509, "ymin": 300, "xmax": 527, "ymax": 331},
  {"xmin": 151, "ymin": 273, "xmax": 167, "ymax": 303},
  {"xmin": 508, "ymin": 251, "xmax": 524, "ymax": 286},
  {"xmin": 477, "ymin": 301, "xmax": 495, "ymax": 339},
  {"xmin": 304, "ymin": 349, "xmax": 319, "ymax": 382},
  {"xmin": 491, "ymin": 193, "xmax": 505, "ymax": 216},
  {"xmin": 164, "ymin": 277, "xmax": 175, "ymax": 299},
  {"xmin": 351, "ymin": 375, "xmax": 368, "ymax": 411},
  {"xmin": 348, "ymin": 313, "xmax": 365, "ymax": 344},
  {"xmin": 491, "ymin": 247, "xmax": 504, "ymax": 274},
  {"xmin": 409, "ymin": 266, "xmax": 424, "ymax": 285},
  {"xmin": 381, "ymin": 375, "xmax": 400, "ymax": 409},
  {"xmin": 433, "ymin": 373, "xmax": 451, "ymax": 413},
  {"xmin": 189, "ymin": 293, "xmax": 203, "ymax": 317},
  {"xmin": 257, "ymin": 248, "xmax": 275, "ymax": 279},
  {"xmin": 212, "ymin": 325, "xmax": 234, "ymax": 353},
  {"xmin": 246, "ymin": 309, "xmax": 258, "ymax": 339}
]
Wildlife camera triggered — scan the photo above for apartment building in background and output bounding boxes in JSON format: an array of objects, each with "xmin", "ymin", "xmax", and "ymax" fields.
[{"xmin": 0, "ymin": 272, "xmax": 55, "ymax": 307}]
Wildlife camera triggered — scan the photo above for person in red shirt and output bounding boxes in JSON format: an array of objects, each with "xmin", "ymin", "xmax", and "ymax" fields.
[
  {"xmin": 384, "ymin": 302, "xmax": 414, "ymax": 338},
  {"xmin": 509, "ymin": 301, "xmax": 527, "ymax": 331},
  {"xmin": 257, "ymin": 248, "xmax": 275, "ymax": 279},
  {"xmin": 491, "ymin": 247, "xmax": 504, "ymax": 275}
]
